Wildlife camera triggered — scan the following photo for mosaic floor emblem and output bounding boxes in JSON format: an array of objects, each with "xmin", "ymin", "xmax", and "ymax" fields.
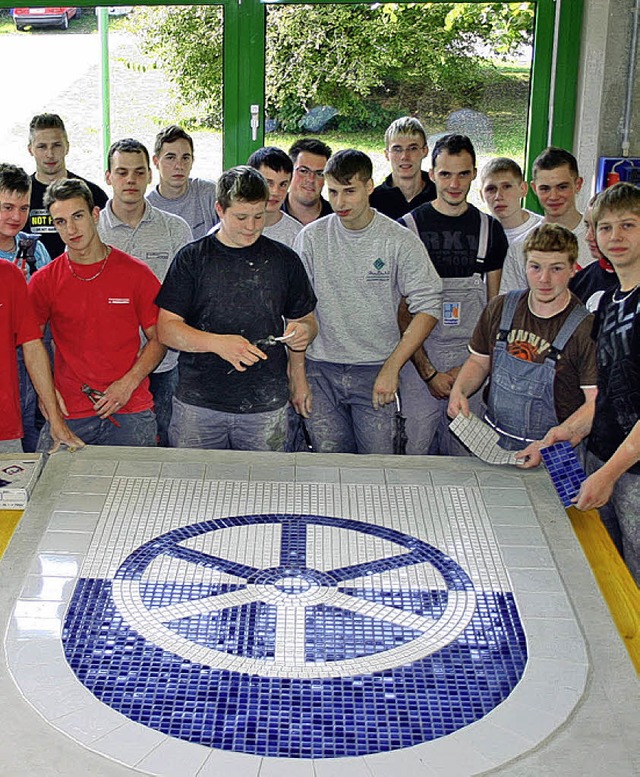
[{"xmin": 63, "ymin": 489, "xmax": 527, "ymax": 759}]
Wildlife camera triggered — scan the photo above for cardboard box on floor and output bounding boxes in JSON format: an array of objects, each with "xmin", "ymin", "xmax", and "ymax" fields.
[{"xmin": 0, "ymin": 454, "xmax": 43, "ymax": 509}]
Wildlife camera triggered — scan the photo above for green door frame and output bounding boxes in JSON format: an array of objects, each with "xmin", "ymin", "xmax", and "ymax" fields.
[{"xmin": 1, "ymin": 0, "xmax": 583, "ymax": 177}]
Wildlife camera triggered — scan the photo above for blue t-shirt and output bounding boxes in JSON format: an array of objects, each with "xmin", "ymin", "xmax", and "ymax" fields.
[{"xmin": 0, "ymin": 232, "xmax": 51, "ymax": 278}]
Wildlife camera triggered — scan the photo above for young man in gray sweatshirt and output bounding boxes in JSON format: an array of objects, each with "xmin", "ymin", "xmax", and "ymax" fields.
[{"xmin": 293, "ymin": 149, "xmax": 442, "ymax": 454}]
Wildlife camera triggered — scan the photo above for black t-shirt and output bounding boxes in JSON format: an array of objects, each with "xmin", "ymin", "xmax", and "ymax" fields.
[
  {"xmin": 29, "ymin": 172, "xmax": 108, "ymax": 259},
  {"xmin": 588, "ymin": 285, "xmax": 640, "ymax": 473},
  {"xmin": 282, "ymin": 194, "xmax": 333, "ymax": 222},
  {"xmin": 399, "ymin": 202, "xmax": 507, "ymax": 278},
  {"xmin": 369, "ymin": 171, "xmax": 436, "ymax": 221},
  {"xmin": 568, "ymin": 260, "xmax": 619, "ymax": 313},
  {"xmin": 156, "ymin": 234, "xmax": 317, "ymax": 414}
]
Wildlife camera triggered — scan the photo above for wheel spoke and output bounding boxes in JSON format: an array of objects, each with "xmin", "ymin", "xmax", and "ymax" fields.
[
  {"xmin": 150, "ymin": 586, "xmax": 262, "ymax": 622},
  {"xmin": 325, "ymin": 591, "xmax": 441, "ymax": 632},
  {"xmin": 274, "ymin": 604, "xmax": 307, "ymax": 664},
  {"xmin": 326, "ymin": 550, "xmax": 427, "ymax": 583},
  {"xmin": 162, "ymin": 544, "xmax": 261, "ymax": 579},
  {"xmin": 279, "ymin": 518, "xmax": 308, "ymax": 567}
]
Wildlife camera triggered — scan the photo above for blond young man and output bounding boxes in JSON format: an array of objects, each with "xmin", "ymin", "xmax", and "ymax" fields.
[
  {"xmin": 27, "ymin": 113, "xmax": 108, "ymax": 259},
  {"xmin": 369, "ymin": 116, "xmax": 436, "ymax": 220},
  {"xmin": 519, "ymin": 183, "xmax": 640, "ymax": 585},
  {"xmin": 479, "ymin": 157, "xmax": 542, "ymax": 244}
]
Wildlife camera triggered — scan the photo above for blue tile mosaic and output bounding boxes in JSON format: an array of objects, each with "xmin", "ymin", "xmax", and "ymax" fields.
[
  {"xmin": 541, "ymin": 441, "xmax": 587, "ymax": 507},
  {"xmin": 62, "ymin": 513, "xmax": 528, "ymax": 759}
]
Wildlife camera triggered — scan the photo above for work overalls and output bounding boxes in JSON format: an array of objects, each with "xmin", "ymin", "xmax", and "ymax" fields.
[
  {"xmin": 485, "ymin": 290, "xmax": 589, "ymax": 451},
  {"xmin": 401, "ymin": 211, "xmax": 490, "ymax": 455}
]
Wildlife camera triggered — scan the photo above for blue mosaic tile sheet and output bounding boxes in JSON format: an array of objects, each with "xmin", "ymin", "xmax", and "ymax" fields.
[
  {"xmin": 540, "ymin": 441, "xmax": 587, "ymax": 507},
  {"xmin": 62, "ymin": 511, "xmax": 527, "ymax": 759}
]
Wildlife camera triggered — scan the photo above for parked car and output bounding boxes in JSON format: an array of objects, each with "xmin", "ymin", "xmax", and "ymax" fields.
[{"xmin": 12, "ymin": 7, "xmax": 80, "ymax": 31}]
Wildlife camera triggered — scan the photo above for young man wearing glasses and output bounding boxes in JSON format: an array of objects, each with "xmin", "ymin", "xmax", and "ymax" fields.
[
  {"xmin": 369, "ymin": 117, "xmax": 436, "ymax": 220},
  {"xmin": 283, "ymin": 138, "xmax": 333, "ymax": 225}
]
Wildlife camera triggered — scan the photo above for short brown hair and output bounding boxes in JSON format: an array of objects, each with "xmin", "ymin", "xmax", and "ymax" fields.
[
  {"xmin": 523, "ymin": 223, "xmax": 579, "ymax": 265},
  {"xmin": 154, "ymin": 125, "xmax": 194, "ymax": 156},
  {"xmin": 480, "ymin": 157, "xmax": 523, "ymax": 185},
  {"xmin": 592, "ymin": 182, "xmax": 640, "ymax": 224},
  {"xmin": 44, "ymin": 178, "xmax": 94, "ymax": 212},
  {"xmin": 532, "ymin": 147, "xmax": 579, "ymax": 179}
]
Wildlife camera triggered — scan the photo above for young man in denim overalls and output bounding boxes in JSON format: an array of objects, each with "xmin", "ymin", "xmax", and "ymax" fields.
[{"xmin": 448, "ymin": 223, "xmax": 597, "ymax": 452}]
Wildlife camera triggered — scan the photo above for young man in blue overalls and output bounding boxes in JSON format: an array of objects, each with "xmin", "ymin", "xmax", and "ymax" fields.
[{"xmin": 448, "ymin": 223, "xmax": 597, "ymax": 452}]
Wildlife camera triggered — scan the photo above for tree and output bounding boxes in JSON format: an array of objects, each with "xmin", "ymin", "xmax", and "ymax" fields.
[
  {"xmin": 129, "ymin": 3, "xmax": 534, "ymax": 131},
  {"xmin": 129, "ymin": 6, "xmax": 224, "ymax": 128}
]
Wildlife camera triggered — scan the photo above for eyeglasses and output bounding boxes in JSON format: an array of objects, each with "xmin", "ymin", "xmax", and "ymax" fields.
[
  {"xmin": 294, "ymin": 166, "xmax": 325, "ymax": 179},
  {"xmin": 388, "ymin": 144, "xmax": 426, "ymax": 156}
]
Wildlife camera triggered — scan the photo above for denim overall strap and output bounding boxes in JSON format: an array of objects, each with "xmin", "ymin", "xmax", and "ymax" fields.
[{"xmin": 544, "ymin": 302, "xmax": 590, "ymax": 361}]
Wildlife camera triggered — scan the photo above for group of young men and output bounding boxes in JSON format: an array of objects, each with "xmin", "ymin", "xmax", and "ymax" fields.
[{"xmin": 1, "ymin": 112, "xmax": 638, "ymax": 583}]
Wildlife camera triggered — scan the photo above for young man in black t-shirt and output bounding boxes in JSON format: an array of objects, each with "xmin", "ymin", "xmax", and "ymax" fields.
[
  {"xmin": 27, "ymin": 113, "xmax": 108, "ymax": 259},
  {"xmin": 156, "ymin": 166, "xmax": 317, "ymax": 451},
  {"xmin": 369, "ymin": 116, "xmax": 436, "ymax": 220},
  {"xmin": 520, "ymin": 183, "xmax": 640, "ymax": 585}
]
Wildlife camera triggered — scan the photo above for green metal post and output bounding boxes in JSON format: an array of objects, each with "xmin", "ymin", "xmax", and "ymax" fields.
[
  {"xmin": 551, "ymin": 0, "xmax": 585, "ymax": 150},
  {"xmin": 97, "ymin": 7, "xmax": 111, "ymax": 172},
  {"xmin": 524, "ymin": 0, "xmax": 556, "ymax": 210},
  {"xmin": 223, "ymin": 0, "xmax": 266, "ymax": 168}
]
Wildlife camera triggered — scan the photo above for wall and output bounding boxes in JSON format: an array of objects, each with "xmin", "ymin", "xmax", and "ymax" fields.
[{"xmin": 575, "ymin": 0, "xmax": 640, "ymax": 198}]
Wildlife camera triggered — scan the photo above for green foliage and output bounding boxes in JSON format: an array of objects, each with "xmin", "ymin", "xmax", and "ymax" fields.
[
  {"xmin": 129, "ymin": 2, "xmax": 533, "ymax": 132},
  {"xmin": 127, "ymin": 6, "xmax": 223, "ymax": 128}
]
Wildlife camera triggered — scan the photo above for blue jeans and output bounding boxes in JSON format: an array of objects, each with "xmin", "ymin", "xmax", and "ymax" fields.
[
  {"xmin": 304, "ymin": 361, "xmax": 396, "ymax": 454},
  {"xmin": 17, "ymin": 347, "xmax": 39, "ymax": 453},
  {"xmin": 149, "ymin": 366, "xmax": 179, "ymax": 447},
  {"xmin": 586, "ymin": 451, "xmax": 640, "ymax": 585},
  {"xmin": 37, "ymin": 409, "xmax": 157, "ymax": 450},
  {"xmin": 169, "ymin": 397, "xmax": 287, "ymax": 451}
]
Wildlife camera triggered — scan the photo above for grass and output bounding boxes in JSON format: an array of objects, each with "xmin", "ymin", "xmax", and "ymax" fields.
[{"xmin": 267, "ymin": 62, "xmax": 530, "ymax": 168}]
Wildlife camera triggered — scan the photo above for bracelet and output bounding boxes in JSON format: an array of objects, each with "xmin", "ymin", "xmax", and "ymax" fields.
[{"xmin": 425, "ymin": 370, "xmax": 438, "ymax": 383}]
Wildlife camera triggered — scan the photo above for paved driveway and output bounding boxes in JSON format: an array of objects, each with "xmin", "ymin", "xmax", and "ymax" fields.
[{"xmin": 1, "ymin": 31, "xmax": 222, "ymax": 185}]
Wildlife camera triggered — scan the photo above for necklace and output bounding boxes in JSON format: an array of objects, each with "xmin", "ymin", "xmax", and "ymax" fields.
[
  {"xmin": 66, "ymin": 246, "xmax": 111, "ymax": 282},
  {"xmin": 612, "ymin": 284, "xmax": 640, "ymax": 303}
]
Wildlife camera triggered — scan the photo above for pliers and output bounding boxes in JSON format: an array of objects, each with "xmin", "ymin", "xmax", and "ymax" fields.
[
  {"xmin": 81, "ymin": 384, "xmax": 122, "ymax": 427},
  {"xmin": 253, "ymin": 331, "xmax": 296, "ymax": 349}
]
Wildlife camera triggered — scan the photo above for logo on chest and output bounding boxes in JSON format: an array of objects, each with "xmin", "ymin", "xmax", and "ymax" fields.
[{"xmin": 365, "ymin": 258, "xmax": 390, "ymax": 282}]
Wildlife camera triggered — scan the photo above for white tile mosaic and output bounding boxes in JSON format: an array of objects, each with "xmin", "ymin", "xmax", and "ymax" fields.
[{"xmin": 5, "ymin": 449, "xmax": 633, "ymax": 777}]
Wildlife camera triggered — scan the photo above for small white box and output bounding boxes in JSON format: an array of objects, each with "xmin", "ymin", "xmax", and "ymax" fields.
[{"xmin": 0, "ymin": 454, "xmax": 44, "ymax": 509}]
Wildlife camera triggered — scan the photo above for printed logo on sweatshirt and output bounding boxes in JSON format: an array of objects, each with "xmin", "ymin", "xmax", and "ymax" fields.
[
  {"xmin": 366, "ymin": 257, "xmax": 390, "ymax": 283},
  {"xmin": 108, "ymin": 298, "xmax": 131, "ymax": 305}
]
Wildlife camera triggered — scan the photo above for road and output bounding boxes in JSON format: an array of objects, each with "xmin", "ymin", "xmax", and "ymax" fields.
[{"xmin": 0, "ymin": 31, "xmax": 222, "ymax": 184}]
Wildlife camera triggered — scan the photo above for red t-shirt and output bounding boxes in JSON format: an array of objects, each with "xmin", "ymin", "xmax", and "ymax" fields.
[
  {"xmin": 0, "ymin": 262, "xmax": 42, "ymax": 440},
  {"xmin": 29, "ymin": 247, "xmax": 161, "ymax": 419}
]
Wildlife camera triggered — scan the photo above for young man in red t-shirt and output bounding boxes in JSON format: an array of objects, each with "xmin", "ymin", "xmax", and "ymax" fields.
[
  {"xmin": 0, "ymin": 260, "xmax": 82, "ymax": 453},
  {"xmin": 29, "ymin": 178, "xmax": 166, "ymax": 447}
]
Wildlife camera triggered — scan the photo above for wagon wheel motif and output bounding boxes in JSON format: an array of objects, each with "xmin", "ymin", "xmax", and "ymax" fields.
[{"xmin": 112, "ymin": 514, "xmax": 476, "ymax": 678}]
